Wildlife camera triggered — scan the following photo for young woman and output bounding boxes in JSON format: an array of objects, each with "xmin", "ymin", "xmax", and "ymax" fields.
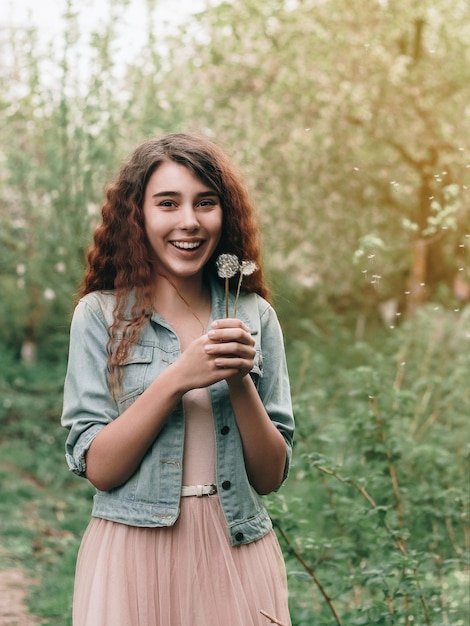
[{"xmin": 61, "ymin": 133, "xmax": 294, "ymax": 625}]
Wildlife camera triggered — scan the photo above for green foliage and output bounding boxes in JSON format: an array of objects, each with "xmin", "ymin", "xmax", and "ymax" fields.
[
  {"xmin": 0, "ymin": 0, "xmax": 179, "ymax": 356},
  {"xmin": 163, "ymin": 0, "xmax": 470, "ymax": 310},
  {"xmin": 0, "ymin": 1, "xmax": 469, "ymax": 623},
  {"xmin": 268, "ymin": 305, "xmax": 469, "ymax": 624},
  {"xmin": 1, "ymin": 306, "xmax": 468, "ymax": 624},
  {"xmin": 0, "ymin": 349, "xmax": 93, "ymax": 624},
  {"xmin": 2, "ymin": 0, "xmax": 469, "ymax": 356}
]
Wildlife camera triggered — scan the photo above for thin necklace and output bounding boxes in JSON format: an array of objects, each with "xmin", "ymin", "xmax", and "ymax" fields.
[{"xmin": 159, "ymin": 275, "xmax": 207, "ymax": 335}]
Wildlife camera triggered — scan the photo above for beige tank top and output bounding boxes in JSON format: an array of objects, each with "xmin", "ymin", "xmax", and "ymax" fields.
[{"xmin": 182, "ymin": 388, "xmax": 216, "ymax": 485}]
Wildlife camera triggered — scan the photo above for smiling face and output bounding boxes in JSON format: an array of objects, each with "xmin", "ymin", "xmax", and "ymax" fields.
[{"xmin": 143, "ymin": 160, "xmax": 223, "ymax": 287}]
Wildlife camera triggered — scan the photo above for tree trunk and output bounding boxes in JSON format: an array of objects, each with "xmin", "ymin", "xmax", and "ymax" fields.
[{"xmin": 405, "ymin": 238, "xmax": 428, "ymax": 317}]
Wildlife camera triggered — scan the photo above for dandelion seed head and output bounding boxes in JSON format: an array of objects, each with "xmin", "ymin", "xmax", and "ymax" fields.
[
  {"xmin": 240, "ymin": 260, "xmax": 257, "ymax": 276},
  {"xmin": 216, "ymin": 253, "xmax": 239, "ymax": 278}
]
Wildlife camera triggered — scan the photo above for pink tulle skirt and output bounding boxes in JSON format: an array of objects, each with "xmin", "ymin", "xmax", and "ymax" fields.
[{"xmin": 73, "ymin": 495, "xmax": 291, "ymax": 625}]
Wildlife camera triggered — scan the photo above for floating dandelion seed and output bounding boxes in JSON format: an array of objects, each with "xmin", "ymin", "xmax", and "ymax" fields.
[{"xmin": 216, "ymin": 254, "xmax": 239, "ymax": 317}]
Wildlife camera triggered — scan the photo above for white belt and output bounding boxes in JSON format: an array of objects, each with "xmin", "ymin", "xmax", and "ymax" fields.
[{"xmin": 181, "ymin": 484, "xmax": 217, "ymax": 497}]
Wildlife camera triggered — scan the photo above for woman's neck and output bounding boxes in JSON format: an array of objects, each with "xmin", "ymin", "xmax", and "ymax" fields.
[
  {"xmin": 153, "ymin": 273, "xmax": 209, "ymax": 308},
  {"xmin": 152, "ymin": 274, "xmax": 211, "ymax": 347}
]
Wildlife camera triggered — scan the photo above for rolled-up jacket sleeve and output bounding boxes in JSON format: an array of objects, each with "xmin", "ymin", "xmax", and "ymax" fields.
[
  {"xmin": 61, "ymin": 298, "xmax": 117, "ymax": 476},
  {"xmin": 258, "ymin": 303, "xmax": 295, "ymax": 485}
]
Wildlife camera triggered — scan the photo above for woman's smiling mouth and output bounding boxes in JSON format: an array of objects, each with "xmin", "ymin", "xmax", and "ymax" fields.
[{"xmin": 170, "ymin": 241, "xmax": 203, "ymax": 250}]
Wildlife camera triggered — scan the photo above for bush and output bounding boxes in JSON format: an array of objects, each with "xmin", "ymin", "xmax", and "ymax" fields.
[{"xmin": 269, "ymin": 305, "xmax": 470, "ymax": 625}]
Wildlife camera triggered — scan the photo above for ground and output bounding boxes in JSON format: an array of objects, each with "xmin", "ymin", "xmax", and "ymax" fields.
[{"xmin": 0, "ymin": 569, "xmax": 42, "ymax": 626}]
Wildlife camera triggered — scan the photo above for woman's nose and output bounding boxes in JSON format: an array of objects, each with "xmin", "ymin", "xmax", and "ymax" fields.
[{"xmin": 180, "ymin": 205, "xmax": 200, "ymax": 230}]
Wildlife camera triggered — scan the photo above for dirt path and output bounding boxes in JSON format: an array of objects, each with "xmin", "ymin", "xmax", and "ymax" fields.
[{"xmin": 0, "ymin": 569, "xmax": 42, "ymax": 626}]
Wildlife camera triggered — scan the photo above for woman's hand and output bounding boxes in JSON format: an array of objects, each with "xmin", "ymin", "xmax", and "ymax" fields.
[
  {"xmin": 171, "ymin": 318, "xmax": 256, "ymax": 392},
  {"xmin": 205, "ymin": 318, "xmax": 256, "ymax": 380}
]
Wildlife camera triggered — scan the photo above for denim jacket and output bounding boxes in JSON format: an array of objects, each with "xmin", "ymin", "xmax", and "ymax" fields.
[{"xmin": 61, "ymin": 279, "xmax": 294, "ymax": 546}]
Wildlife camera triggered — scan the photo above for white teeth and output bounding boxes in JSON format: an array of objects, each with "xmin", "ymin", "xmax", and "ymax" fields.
[{"xmin": 172, "ymin": 241, "xmax": 202, "ymax": 250}]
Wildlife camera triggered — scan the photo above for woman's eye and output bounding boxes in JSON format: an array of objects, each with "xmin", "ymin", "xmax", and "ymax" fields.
[
  {"xmin": 198, "ymin": 199, "xmax": 217, "ymax": 208},
  {"xmin": 159, "ymin": 200, "xmax": 176, "ymax": 208}
]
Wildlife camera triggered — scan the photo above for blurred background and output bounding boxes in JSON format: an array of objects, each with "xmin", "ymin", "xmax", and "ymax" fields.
[{"xmin": 0, "ymin": 1, "xmax": 469, "ymax": 624}]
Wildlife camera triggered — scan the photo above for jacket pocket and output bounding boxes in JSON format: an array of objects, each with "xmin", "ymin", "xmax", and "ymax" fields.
[{"xmin": 117, "ymin": 343, "xmax": 154, "ymax": 409}]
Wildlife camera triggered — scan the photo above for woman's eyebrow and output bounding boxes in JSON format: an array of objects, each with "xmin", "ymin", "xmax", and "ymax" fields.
[
  {"xmin": 151, "ymin": 190, "xmax": 180, "ymax": 198},
  {"xmin": 151, "ymin": 190, "xmax": 219, "ymax": 199},
  {"xmin": 197, "ymin": 190, "xmax": 219, "ymax": 198}
]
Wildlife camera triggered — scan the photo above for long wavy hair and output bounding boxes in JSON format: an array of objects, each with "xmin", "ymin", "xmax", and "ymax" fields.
[{"xmin": 79, "ymin": 133, "xmax": 270, "ymax": 394}]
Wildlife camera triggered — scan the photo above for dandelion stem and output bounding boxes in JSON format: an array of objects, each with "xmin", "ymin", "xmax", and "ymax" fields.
[{"xmin": 233, "ymin": 271, "xmax": 244, "ymax": 317}]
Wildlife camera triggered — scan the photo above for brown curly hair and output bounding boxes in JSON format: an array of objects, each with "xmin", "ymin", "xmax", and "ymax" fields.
[{"xmin": 79, "ymin": 133, "xmax": 270, "ymax": 393}]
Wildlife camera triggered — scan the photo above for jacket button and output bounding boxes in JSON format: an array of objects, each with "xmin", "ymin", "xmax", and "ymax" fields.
[
  {"xmin": 235, "ymin": 532, "xmax": 244, "ymax": 542},
  {"xmin": 222, "ymin": 480, "xmax": 231, "ymax": 490},
  {"xmin": 221, "ymin": 426, "xmax": 230, "ymax": 435}
]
